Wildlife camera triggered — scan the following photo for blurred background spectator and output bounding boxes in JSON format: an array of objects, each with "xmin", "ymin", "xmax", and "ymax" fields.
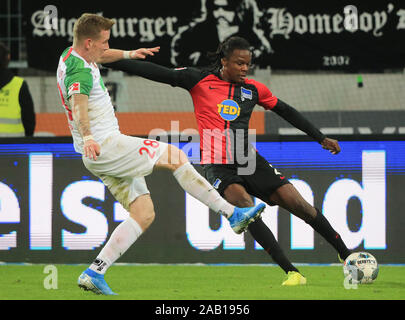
[{"xmin": 0, "ymin": 41, "xmax": 35, "ymax": 137}]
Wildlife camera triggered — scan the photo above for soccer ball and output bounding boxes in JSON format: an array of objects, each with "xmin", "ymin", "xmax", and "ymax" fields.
[{"xmin": 343, "ymin": 252, "xmax": 379, "ymax": 284}]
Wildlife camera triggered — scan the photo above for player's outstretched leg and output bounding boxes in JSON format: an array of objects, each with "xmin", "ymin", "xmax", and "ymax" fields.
[
  {"xmin": 78, "ymin": 194, "xmax": 153, "ymax": 295},
  {"xmin": 154, "ymin": 145, "xmax": 266, "ymax": 234},
  {"xmin": 270, "ymin": 184, "xmax": 352, "ymax": 261},
  {"xmin": 224, "ymin": 184, "xmax": 305, "ymax": 282}
]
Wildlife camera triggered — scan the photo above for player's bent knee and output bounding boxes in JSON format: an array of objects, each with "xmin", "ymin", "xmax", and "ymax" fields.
[
  {"xmin": 225, "ymin": 192, "xmax": 253, "ymax": 207},
  {"xmin": 155, "ymin": 145, "xmax": 188, "ymax": 171},
  {"xmin": 171, "ymin": 148, "xmax": 188, "ymax": 169},
  {"xmin": 224, "ymin": 184, "xmax": 254, "ymax": 207}
]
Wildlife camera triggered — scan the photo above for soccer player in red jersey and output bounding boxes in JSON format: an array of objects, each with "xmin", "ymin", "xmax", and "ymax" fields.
[{"xmin": 104, "ymin": 36, "xmax": 352, "ymax": 285}]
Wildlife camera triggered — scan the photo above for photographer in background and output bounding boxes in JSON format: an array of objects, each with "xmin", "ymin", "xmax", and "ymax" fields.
[{"xmin": 0, "ymin": 42, "xmax": 35, "ymax": 137}]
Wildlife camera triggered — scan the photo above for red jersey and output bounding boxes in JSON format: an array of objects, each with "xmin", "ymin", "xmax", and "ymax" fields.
[
  {"xmin": 104, "ymin": 59, "xmax": 326, "ymax": 160},
  {"xmin": 174, "ymin": 68, "xmax": 278, "ymax": 164}
]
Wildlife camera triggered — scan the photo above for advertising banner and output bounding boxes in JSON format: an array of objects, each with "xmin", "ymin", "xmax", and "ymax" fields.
[
  {"xmin": 23, "ymin": 0, "xmax": 405, "ymax": 71},
  {"xmin": 0, "ymin": 137, "xmax": 404, "ymax": 264}
]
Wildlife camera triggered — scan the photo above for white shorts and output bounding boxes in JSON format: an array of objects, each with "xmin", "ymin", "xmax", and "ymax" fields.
[{"xmin": 83, "ymin": 132, "xmax": 168, "ymax": 211}]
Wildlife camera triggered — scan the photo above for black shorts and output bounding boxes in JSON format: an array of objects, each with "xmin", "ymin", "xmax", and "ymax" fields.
[{"xmin": 202, "ymin": 152, "xmax": 290, "ymax": 205}]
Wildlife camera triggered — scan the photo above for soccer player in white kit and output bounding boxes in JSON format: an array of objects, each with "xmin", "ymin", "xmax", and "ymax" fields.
[{"xmin": 56, "ymin": 13, "xmax": 266, "ymax": 295}]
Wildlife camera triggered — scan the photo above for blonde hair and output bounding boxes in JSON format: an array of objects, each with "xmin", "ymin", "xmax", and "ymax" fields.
[{"xmin": 73, "ymin": 13, "xmax": 115, "ymax": 43}]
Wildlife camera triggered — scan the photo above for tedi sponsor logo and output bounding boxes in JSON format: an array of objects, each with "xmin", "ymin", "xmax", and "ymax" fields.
[{"xmin": 217, "ymin": 99, "xmax": 241, "ymax": 121}]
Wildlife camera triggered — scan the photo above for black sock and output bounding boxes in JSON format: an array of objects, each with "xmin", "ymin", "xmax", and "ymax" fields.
[
  {"xmin": 306, "ymin": 208, "xmax": 352, "ymax": 260},
  {"xmin": 248, "ymin": 218, "xmax": 299, "ymax": 274}
]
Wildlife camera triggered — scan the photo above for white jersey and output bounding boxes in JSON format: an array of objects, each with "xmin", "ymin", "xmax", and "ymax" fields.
[{"xmin": 56, "ymin": 47, "xmax": 119, "ymax": 154}]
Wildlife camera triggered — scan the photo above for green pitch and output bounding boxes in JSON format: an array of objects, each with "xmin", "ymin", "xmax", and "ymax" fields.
[{"xmin": 0, "ymin": 264, "xmax": 404, "ymax": 300}]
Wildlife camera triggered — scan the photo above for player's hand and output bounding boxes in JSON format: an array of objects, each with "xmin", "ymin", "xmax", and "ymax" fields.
[
  {"xmin": 84, "ymin": 139, "xmax": 101, "ymax": 161},
  {"xmin": 130, "ymin": 47, "xmax": 160, "ymax": 59},
  {"xmin": 321, "ymin": 137, "xmax": 341, "ymax": 155}
]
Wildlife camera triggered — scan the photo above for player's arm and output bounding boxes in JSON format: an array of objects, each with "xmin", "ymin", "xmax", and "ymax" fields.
[
  {"xmin": 102, "ymin": 59, "xmax": 202, "ymax": 90},
  {"xmin": 69, "ymin": 93, "xmax": 100, "ymax": 160},
  {"xmin": 255, "ymin": 80, "xmax": 340, "ymax": 155},
  {"xmin": 272, "ymin": 99, "xmax": 340, "ymax": 154},
  {"xmin": 96, "ymin": 47, "xmax": 160, "ymax": 64}
]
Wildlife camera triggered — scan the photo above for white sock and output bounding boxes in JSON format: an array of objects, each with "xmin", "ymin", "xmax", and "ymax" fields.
[
  {"xmin": 89, "ymin": 217, "xmax": 143, "ymax": 275},
  {"xmin": 173, "ymin": 162, "xmax": 235, "ymax": 218}
]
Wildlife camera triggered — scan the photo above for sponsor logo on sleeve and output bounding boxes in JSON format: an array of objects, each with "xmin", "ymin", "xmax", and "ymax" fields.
[{"xmin": 68, "ymin": 82, "xmax": 80, "ymax": 96}]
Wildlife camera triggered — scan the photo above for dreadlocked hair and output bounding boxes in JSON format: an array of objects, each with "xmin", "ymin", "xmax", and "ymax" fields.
[{"xmin": 206, "ymin": 36, "xmax": 252, "ymax": 73}]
